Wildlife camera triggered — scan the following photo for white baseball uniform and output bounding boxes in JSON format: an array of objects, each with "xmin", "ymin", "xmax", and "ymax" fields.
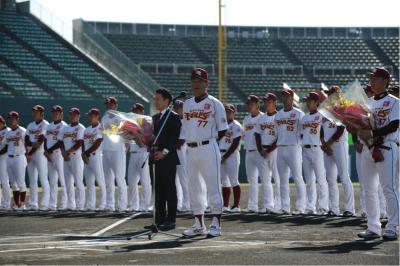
[
  {"xmin": 101, "ymin": 113, "xmax": 127, "ymax": 211},
  {"xmin": 300, "ymin": 111, "xmax": 329, "ymax": 212},
  {"xmin": 275, "ymin": 107, "xmax": 306, "ymax": 213},
  {"xmin": 6, "ymin": 126, "xmax": 27, "ymax": 193},
  {"xmin": 83, "ymin": 124, "xmax": 106, "ymax": 210},
  {"xmin": 127, "ymin": 143, "xmax": 151, "ymax": 211},
  {"xmin": 0, "ymin": 127, "xmax": 10, "ymax": 209},
  {"xmin": 244, "ymin": 112, "xmax": 272, "ymax": 211},
  {"xmin": 176, "ymin": 142, "xmax": 190, "ymax": 211},
  {"xmin": 181, "ymin": 94, "xmax": 228, "ymax": 216},
  {"xmin": 26, "ymin": 120, "xmax": 50, "ymax": 209},
  {"xmin": 322, "ymin": 118, "xmax": 355, "ymax": 215},
  {"xmin": 255, "ymin": 112, "xmax": 281, "ymax": 210},
  {"xmin": 60, "ymin": 123, "xmax": 85, "ymax": 210},
  {"xmin": 361, "ymin": 93, "xmax": 399, "ymax": 235},
  {"xmin": 46, "ymin": 120, "xmax": 68, "ymax": 210}
]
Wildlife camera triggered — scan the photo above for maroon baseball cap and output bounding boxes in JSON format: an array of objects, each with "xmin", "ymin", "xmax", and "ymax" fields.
[
  {"xmin": 173, "ymin": 100, "xmax": 184, "ymax": 109},
  {"xmin": 224, "ymin": 104, "xmax": 236, "ymax": 112},
  {"xmin": 86, "ymin": 108, "xmax": 100, "ymax": 116},
  {"xmin": 0, "ymin": 115, "xmax": 5, "ymax": 123},
  {"xmin": 32, "ymin": 105, "xmax": 44, "ymax": 112},
  {"xmin": 51, "ymin": 105, "xmax": 63, "ymax": 112},
  {"xmin": 7, "ymin": 111, "xmax": 19, "ymax": 119},
  {"xmin": 306, "ymin": 92, "xmax": 320, "ymax": 102},
  {"xmin": 281, "ymin": 87, "xmax": 294, "ymax": 96},
  {"xmin": 69, "ymin": 107, "xmax": 80, "ymax": 115},
  {"xmin": 368, "ymin": 67, "xmax": 390, "ymax": 80},
  {"xmin": 246, "ymin": 95, "xmax": 259, "ymax": 104},
  {"xmin": 131, "ymin": 103, "xmax": 145, "ymax": 112},
  {"xmin": 263, "ymin": 93, "xmax": 277, "ymax": 101},
  {"xmin": 104, "ymin": 96, "xmax": 118, "ymax": 104},
  {"xmin": 327, "ymin": 85, "xmax": 341, "ymax": 95},
  {"xmin": 191, "ymin": 68, "xmax": 209, "ymax": 81}
]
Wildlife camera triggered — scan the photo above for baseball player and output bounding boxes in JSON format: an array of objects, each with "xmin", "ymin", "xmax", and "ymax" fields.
[
  {"xmin": 127, "ymin": 103, "xmax": 152, "ymax": 212},
  {"xmin": 173, "ymin": 100, "xmax": 191, "ymax": 213},
  {"xmin": 102, "ymin": 96, "xmax": 128, "ymax": 212},
  {"xmin": 274, "ymin": 87, "xmax": 306, "ymax": 215},
  {"xmin": 5, "ymin": 111, "xmax": 27, "ymax": 211},
  {"xmin": 60, "ymin": 107, "xmax": 85, "ymax": 211},
  {"xmin": 255, "ymin": 93, "xmax": 282, "ymax": 212},
  {"xmin": 321, "ymin": 86, "xmax": 355, "ymax": 217},
  {"xmin": 25, "ymin": 105, "xmax": 50, "ymax": 211},
  {"xmin": 44, "ymin": 105, "xmax": 68, "ymax": 211},
  {"xmin": 355, "ymin": 67, "xmax": 399, "ymax": 240},
  {"xmin": 180, "ymin": 68, "xmax": 228, "ymax": 237},
  {"xmin": 219, "ymin": 104, "xmax": 243, "ymax": 213},
  {"xmin": 300, "ymin": 92, "xmax": 329, "ymax": 215},
  {"xmin": 0, "ymin": 116, "xmax": 10, "ymax": 210},
  {"xmin": 83, "ymin": 108, "xmax": 106, "ymax": 211},
  {"xmin": 243, "ymin": 95, "xmax": 277, "ymax": 213}
]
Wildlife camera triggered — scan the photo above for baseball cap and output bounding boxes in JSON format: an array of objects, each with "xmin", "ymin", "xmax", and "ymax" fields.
[
  {"xmin": 281, "ymin": 87, "xmax": 294, "ymax": 96},
  {"xmin": 7, "ymin": 111, "xmax": 19, "ymax": 119},
  {"xmin": 51, "ymin": 105, "xmax": 63, "ymax": 112},
  {"xmin": 327, "ymin": 85, "xmax": 341, "ymax": 95},
  {"xmin": 368, "ymin": 67, "xmax": 390, "ymax": 80},
  {"xmin": 191, "ymin": 68, "xmax": 209, "ymax": 81},
  {"xmin": 86, "ymin": 108, "xmax": 100, "ymax": 116},
  {"xmin": 263, "ymin": 93, "xmax": 277, "ymax": 101},
  {"xmin": 32, "ymin": 105, "xmax": 44, "ymax": 112},
  {"xmin": 306, "ymin": 92, "xmax": 320, "ymax": 102},
  {"xmin": 173, "ymin": 100, "xmax": 184, "ymax": 109},
  {"xmin": 104, "ymin": 96, "xmax": 118, "ymax": 104},
  {"xmin": 389, "ymin": 85, "xmax": 399, "ymax": 94},
  {"xmin": 131, "ymin": 103, "xmax": 145, "ymax": 112},
  {"xmin": 224, "ymin": 103, "xmax": 236, "ymax": 112},
  {"xmin": 0, "ymin": 115, "xmax": 5, "ymax": 123},
  {"xmin": 246, "ymin": 95, "xmax": 259, "ymax": 104},
  {"xmin": 69, "ymin": 107, "xmax": 80, "ymax": 115}
]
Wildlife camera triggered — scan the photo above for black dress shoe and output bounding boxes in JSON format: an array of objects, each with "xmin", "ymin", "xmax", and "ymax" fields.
[
  {"xmin": 144, "ymin": 224, "xmax": 161, "ymax": 231},
  {"xmin": 159, "ymin": 222, "xmax": 176, "ymax": 231},
  {"xmin": 342, "ymin": 211, "xmax": 354, "ymax": 217}
]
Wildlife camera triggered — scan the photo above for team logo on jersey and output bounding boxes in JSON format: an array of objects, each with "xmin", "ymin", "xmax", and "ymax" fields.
[
  {"xmin": 260, "ymin": 123, "xmax": 274, "ymax": 130},
  {"xmin": 204, "ymin": 103, "xmax": 211, "ymax": 110},
  {"xmin": 276, "ymin": 119, "xmax": 296, "ymax": 126},
  {"xmin": 74, "ymin": 127, "xmax": 79, "ymax": 132},
  {"xmin": 383, "ymin": 101, "xmax": 390, "ymax": 107},
  {"xmin": 290, "ymin": 113, "xmax": 296, "ymax": 118},
  {"xmin": 184, "ymin": 111, "xmax": 212, "ymax": 120},
  {"xmin": 376, "ymin": 109, "xmax": 391, "ymax": 118},
  {"xmin": 245, "ymin": 124, "xmax": 254, "ymax": 131},
  {"xmin": 314, "ymin": 116, "xmax": 320, "ymax": 121},
  {"xmin": 303, "ymin": 122, "xmax": 320, "ymax": 129}
]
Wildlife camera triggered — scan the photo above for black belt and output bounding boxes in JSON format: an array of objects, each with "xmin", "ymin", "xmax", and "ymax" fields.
[
  {"xmin": 187, "ymin": 140, "xmax": 210, "ymax": 148},
  {"xmin": 247, "ymin": 150, "xmax": 256, "ymax": 152},
  {"xmin": 303, "ymin": 145, "xmax": 318, "ymax": 149},
  {"xmin": 8, "ymin": 155, "xmax": 21, "ymax": 158},
  {"xmin": 220, "ymin": 149, "xmax": 227, "ymax": 152},
  {"xmin": 262, "ymin": 145, "xmax": 273, "ymax": 149},
  {"xmin": 397, "ymin": 143, "xmax": 399, "ymax": 147}
]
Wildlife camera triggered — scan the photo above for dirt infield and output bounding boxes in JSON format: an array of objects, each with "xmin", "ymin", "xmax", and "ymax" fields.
[{"xmin": 0, "ymin": 184, "xmax": 398, "ymax": 265}]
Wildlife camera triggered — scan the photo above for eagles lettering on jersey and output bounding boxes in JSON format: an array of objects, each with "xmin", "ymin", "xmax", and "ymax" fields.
[
  {"xmin": 47, "ymin": 124, "xmax": 63, "ymax": 141},
  {"xmin": 183, "ymin": 110, "xmax": 212, "ymax": 127}
]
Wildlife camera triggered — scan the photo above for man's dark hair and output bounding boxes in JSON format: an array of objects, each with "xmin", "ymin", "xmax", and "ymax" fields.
[{"xmin": 156, "ymin": 87, "xmax": 173, "ymax": 103}]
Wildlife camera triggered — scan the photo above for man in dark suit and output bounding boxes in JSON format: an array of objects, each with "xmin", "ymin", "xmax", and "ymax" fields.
[{"xmin": 147, "ymin": 88, "xmax": 181, "ymax": 231}]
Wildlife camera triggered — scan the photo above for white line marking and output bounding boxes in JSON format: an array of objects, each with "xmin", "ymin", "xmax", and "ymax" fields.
[{"xmin": 90, "ymin": 212, "xmax": 142, "ymax": 236}]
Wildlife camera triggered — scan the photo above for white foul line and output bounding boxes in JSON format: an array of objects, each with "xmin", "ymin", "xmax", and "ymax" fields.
[{"xmin": 90, "ymin": 212, "xmax": 143, "ymax": 237}]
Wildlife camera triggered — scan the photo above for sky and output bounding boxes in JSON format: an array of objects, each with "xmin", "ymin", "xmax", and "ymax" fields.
[{"xmin": 32, "ymin": 0, "xmax": 400, "ymax": 28}]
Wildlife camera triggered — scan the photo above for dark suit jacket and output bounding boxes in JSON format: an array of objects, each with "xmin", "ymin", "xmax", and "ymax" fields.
[{"xmin": 151, "ymin": 109, "xmax": 181, "ymax": 166}]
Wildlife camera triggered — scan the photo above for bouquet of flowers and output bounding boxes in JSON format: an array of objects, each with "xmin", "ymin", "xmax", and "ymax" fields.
[{"xmin": 102, "ymin": 110, "xmax": 154, "ymax": 146}]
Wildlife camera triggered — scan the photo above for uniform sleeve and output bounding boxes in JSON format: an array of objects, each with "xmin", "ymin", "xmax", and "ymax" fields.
[
  {"xmin": 96, "ymin": 127, "xmax": 103, "ymax": 139},
  {"xmin": 388, "ymin": 99, "xmax": 399, "ymax": 123},
  {"xmin": 232, "ymin": 123, "xmax": 243, "ymax": 139},
  {"xmin": 214, "ymin": 100, "xmax": 228, "ymax": 132},
  {"xmin": 57, "ymin": 127, "xmax": 64, "ymax": 141},
  {"xmin": 77, "ymin": 126, "xmax": 85, "ymax": 140},
  {"xmin": 254, "ymin": 117, "xmax": 262, "ymax": 135},
  {"xmin": 25, "ymin": 124, "xmax": 31, "ymax": 137}
]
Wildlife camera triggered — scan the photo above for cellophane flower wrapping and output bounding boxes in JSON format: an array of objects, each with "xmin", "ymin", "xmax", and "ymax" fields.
[
  {"xmin": 102, "ymin": 110, "xmax": 154, "ymax": 146},
  {"xmin": 318, "ymin": 80, "xmax": 373, "ymax": 129}
]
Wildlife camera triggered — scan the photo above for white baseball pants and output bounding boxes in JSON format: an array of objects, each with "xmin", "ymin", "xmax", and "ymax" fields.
[
  {"xmin": 84, "ymin": 153, "xmax": 106, "ymax": 210},
  {"xmin": 64, "ymin": 153, "xmax": 85, "ymax": 210},
  {"xmin": 48, "ymin": 150, "xmax": 67, "ymax": 209},
  {"xmin": 103, "ymin": 151, "xmax": 127, "ymax": 210},
  {"xmin": 27, "ymin": 152, "xmax": 50, "ymax": 209}
]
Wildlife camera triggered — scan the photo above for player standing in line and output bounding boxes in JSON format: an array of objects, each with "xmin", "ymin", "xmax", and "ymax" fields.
[
  {"xmin": 355, "ymin": 67, "xmax": 399, "ymax": 240},
  {"xmin": 0, "ymin": 116, "xmax": 10, "ymax": 210},
  {"xmin": 25, "ymin": 105, "xmax": 50, "ymax": 211},
  {"xmin": 60, "ymin": 107, "xmax": 85, "ymax": 211},
  {"xmin": 243, "ymin": 95, "xmax": 273, "ymax": 213},
  {"xmin": 180, "ymin": 68, "xmax": 228, "ymax": 237},
  {"xmin": 173, "ymin": 100, "xmax": 191, "ymax": 213},
  {"xmin": 5, "ymin": 111, "xmax": 27, "ymax": 211},
  {"xmin": 300, "ymin": 92, "xmax": 329, "ymax": 215},
  {"xmin": 274, "ymin": 87, "xmax": 307, "ymax": 215},
  {"xmin": 321, "ymin": 86, "xmax": 355, "ymax": 217},
  {"xmin": 255, "ymin": 93, "xmax": 281, "ymax": 212},
  {"xmin": 127, "ymin": 103, "xmax": 152, "ymax": 212},
  {"xmin": 45, "ymin": 105, "xmax": 68, "ymax": 211},
  {"xmin": 219, "ymin": 104, "xmax": 243, "ymax": 213},
  {"xmin": 82, "ymin": 108, "xmax": 106, "ymax": 211},
  {"xmin": 102, "ymin": 97, "xmax": 128, "ymax": 212}
]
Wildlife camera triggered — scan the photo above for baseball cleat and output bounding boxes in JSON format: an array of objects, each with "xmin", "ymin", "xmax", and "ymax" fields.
[
  {"xmin": 342, "ymin": 211, "xmax": 354, "ymax": 217},
  {"xmin": 326, "ymin": 210, "xmax": 338, "ymax": 217},
  {"xmin": 357, "ymin": 229, "xmax": 381, "ymax": 240},
  {"xmin": 27, "ymin": 205, "xmax": 38, "ymax": 211},
  {"xmin": 207, "ymin": 224, "xmax": 221, "ymax": 237},
  {"xmin": 357, "ymin": 212, "xmax": 367, "ymax": 218},
  {"xmin": 228, "ymin": 206, "xmax": 241, "ymax": 213},
  {"xmin": 204, "ymin": 207, "xmax": 211, "ymax": 213},
  {"xmin": 183, "ymin": 224, "xmax": 207, "ymax": 237},
  {"xmin": 223, "ymin": 207, "xmax": 230, "ymax": 213},
  {"xmin": 316, "ymin": 209, "xmax": 328, "ymax": 216},
  {"xmin": 380, "ymin": 212, "xmax": 388, "ymax": 219},
  {"xmin": 276, "ymin": 209, "xmax": 290, "ymax": 215},
  {"xmin": 305, "ymin": 209, "xmax": 316, "ymax": 215},
  {"xmin": 382, "ymin": 229, "xmax": 398, "ymax": 241},
  {"xmin": 242, "ymin": 208, "xmax": 258, "ymax": 213},
  {"xmin": 39, "ymin": 207, "xmax": 50, "ymax": 212},
  {"xmin": 291, "ymin": 209, "xmax": 305, "ymax": 215}
]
